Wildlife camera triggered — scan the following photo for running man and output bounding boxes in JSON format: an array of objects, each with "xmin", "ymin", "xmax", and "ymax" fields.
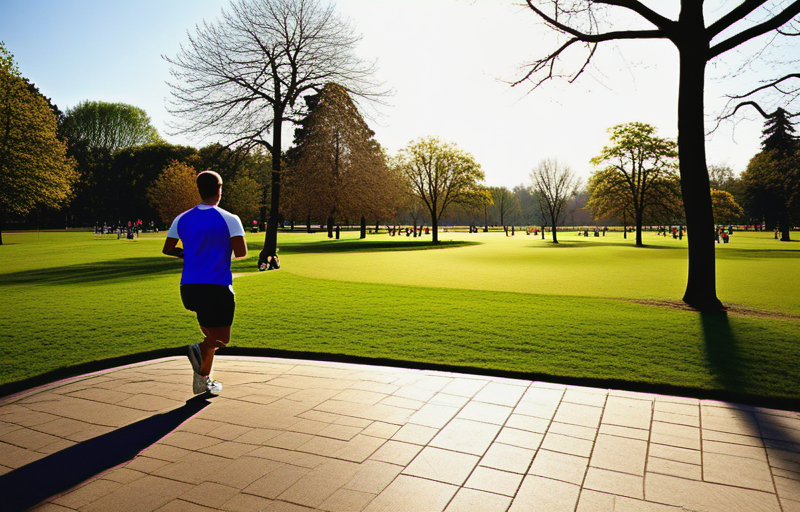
[{"xmin": 162, "ymin": 170, "xmax": 247, "ymax": 394}]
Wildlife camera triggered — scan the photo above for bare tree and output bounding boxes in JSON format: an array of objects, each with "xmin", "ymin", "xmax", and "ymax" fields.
[
  {"xmin": 488, "ymin": 186, "xmax": 519, "ymax": 227},
  {"xmin": 164, "ymin": 0, "xmax": 380, "ymax": 269},
  {"xmin": 516, "ymin": 0, "xmax": 800, "ymax": 310},
  {"xmin": 530, "ymin": 158, "xmax": 581, "ymax": 244}
]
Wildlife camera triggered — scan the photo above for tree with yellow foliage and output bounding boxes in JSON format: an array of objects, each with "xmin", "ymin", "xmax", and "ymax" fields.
[
  {"xmin": 0, "ymin": 45, "xmax": 78, "ymax": 244},
  {"xmin": 147, "ymin": 161, "xmax": 200, "ymax": 225}
]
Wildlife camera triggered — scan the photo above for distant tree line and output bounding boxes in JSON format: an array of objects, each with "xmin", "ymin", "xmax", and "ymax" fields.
[{"xmin": 3, "ymin": 33, "xmax": 797, "ymax": 251}]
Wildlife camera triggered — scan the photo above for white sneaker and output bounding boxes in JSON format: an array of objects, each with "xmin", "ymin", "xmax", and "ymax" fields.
[
  {"xmin": 204, "ymin": 376, "xmax": 223, "ymax": 394},
  {"xmin": 193, "ymin": 372, "xmax": 222, "ymax": 395}
]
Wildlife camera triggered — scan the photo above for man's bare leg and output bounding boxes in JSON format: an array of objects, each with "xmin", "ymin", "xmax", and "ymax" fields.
[{"xmin": 198, "ymin": 325, "xmax": 231, "ymax": 376}]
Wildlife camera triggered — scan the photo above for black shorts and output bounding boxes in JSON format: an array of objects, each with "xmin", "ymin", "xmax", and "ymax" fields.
[{"xmin": 180, "ymin": 284, "xmax": 235, "ymax": 328}]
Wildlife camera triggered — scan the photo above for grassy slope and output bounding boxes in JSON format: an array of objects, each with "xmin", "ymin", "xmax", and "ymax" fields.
[{"xmin": 1, "ymin": 230, "xmax": 798, "ymax": 400}]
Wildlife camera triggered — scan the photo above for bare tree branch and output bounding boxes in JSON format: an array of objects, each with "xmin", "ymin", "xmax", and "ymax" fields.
[
  {"xmin": 729, "ymin": 73, "xmax": 800, "ymax": 99},
  {"xmin": 706, "ymin": 0, "xmax": 771, "ymax": 39},
  {"xmin": 512, "ymin": 29, "xmax": 664, "ymax": 88},
  {"xmin": 713, "ymin": 73, "xmax": 800, "ymax": 132},
  {"xmin": 594, "ymin": 0, "xmax": 676, "ymax": 33},
  {"xmin": 709, "ymin": 1, "xmax": 800, "ymax": 59}
]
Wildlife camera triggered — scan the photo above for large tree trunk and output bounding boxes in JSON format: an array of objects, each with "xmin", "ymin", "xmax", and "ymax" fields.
[
  {"xmin": 327, "ymin": 215, "xmax": 334, "ymax": 238},
  {"xmin": 0, "ymin": 210, "xmax": 4, "ymax": 245},
  {"xmin": 676, "ymin": 15, "xmax": 724, "ymax": 311},
  {"xmin": 360, "ymin": 215, "xmax": 367, "ymax": 239},
  {"xmin": 778, "ymin": 204, "xmax": 792, "ymax": 241},
  {"xmin": 260, "ymin": 110, "xmax": 282, "ymax": 266},
  {"xmin": 430, "ymin": 200, "xmax": 440, "ymax": 244},
  {"xmin": 550, "ymin": 212, "xmax": 559, "ymax": 244},
  {"xmin": 635, "ymin": 211, "xmax": 644, "ymax": 247}
]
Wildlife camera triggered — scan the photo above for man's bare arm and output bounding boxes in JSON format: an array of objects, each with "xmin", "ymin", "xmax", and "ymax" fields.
[
  {"xmin": 162, "ymin": 237, "xmax": 184, "ymax": 258},
  {"xmin": 231, "ymin": 236, "xmax": 247, "ymax": 258}
]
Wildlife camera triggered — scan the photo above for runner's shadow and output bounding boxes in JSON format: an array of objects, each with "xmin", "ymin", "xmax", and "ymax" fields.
[{"xmin": 0, "ymin": 395, "xmax": 211, "ymax": 512}]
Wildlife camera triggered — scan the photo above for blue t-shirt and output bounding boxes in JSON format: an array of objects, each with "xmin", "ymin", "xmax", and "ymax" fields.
[{"xmin": 167, "ymin": 204, "xmax": 245, "ymax": 287}]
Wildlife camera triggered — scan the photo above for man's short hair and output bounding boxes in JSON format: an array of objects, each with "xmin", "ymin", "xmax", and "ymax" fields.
[{"xmin": 197, "ymin": 171, "xmax": 222, "ymax": 199}]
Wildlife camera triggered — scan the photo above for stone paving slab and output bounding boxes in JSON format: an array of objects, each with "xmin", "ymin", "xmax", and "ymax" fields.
[{"xmin": 1, "ymin": 356, "xmax": 799, "ymax": 511}]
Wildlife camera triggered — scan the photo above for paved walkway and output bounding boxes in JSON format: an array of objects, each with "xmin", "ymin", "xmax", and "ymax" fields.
[{"xmin": 1, "ymin": 356, "xmax": 799, "ymax": 512}]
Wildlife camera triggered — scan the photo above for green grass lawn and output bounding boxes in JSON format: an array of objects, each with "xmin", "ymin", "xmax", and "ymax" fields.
[{"xmin": 1, "ymin": 228, "xmax": 798, "ymax": 404}]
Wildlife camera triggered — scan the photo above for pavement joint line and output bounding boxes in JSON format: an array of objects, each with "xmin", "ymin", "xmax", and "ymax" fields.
[{"xmin": 580, "ymin": 390, "xmax": 609, "ymax": 502}]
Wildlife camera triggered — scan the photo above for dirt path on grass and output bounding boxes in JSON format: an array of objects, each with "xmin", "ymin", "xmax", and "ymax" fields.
[{"xmin": 623, "ymin": 298, "xmax": 800, "ymax": 320}]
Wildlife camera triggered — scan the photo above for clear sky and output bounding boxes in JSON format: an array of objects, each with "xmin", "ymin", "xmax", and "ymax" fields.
[{"xmin": 1, "ymin": 0, "xmax": 795, "ymax": 188}]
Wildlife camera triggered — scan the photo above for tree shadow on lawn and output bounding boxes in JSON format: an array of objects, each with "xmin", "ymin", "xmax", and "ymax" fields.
[
  {"xmin": 701, "ymin": 312, "xmax": 800, "ymax": 468},
  {"xmin": 256, "ymin": 239, "xmax": 479, "ymax": 254},
  {"xmin": 0, "ymin": 396, "xmax": 212, "ymax": 512},
  {"xmin": 530, "ymin": 240, "xmax": 685, "ymax": 250},
  {"xmin": 702, "ymin": 312, "xmax": 746, "ymax": 395},
  {"xmin": 715, "ymin": 247, "xmax": 800, "ymax": 259},
  {"xmin": 0, "ymin": 257, "xmax": 181, "ymax": 286}
]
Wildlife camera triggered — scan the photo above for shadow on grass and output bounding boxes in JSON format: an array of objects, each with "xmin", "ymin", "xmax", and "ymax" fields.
[
  {"xmin": 0, "ymin": 257, "xmax": 181, "ymax": 286},
  {"xmin": 716, "ymin": 246, "xmax": 800, "ymax": 259},
  {"xmin": 530, "ymin": 240, "xmax": 685, "ymax": 250},
  {"xmin": 0, "ymin": 396, "xmax": 212, "ymax": 512},
  {"xmin": 262, "ymin": 239, "xmax": 479, "ymax": 254},
  {"xmin": 701, "ymin": 311, "xmax": 746, "ymax": 394},
  {"xmin": 701, "ymin": 312, "xmax": 800, "ymax": 471}
]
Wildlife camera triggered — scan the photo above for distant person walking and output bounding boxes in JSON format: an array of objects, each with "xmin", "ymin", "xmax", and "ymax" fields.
[{"xmin": 162, "ymin": 171, "xmax": 247, "ymax": 395}]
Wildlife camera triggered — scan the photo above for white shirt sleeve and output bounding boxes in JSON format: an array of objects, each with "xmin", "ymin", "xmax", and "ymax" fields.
[
  {"xmin": 216, "ymin": 207, "xmax": 245, "ymax": 237},
  {"xmin": 228, "ymin": 215, "xmax": 245, "ymax": 238},
  {"xmin": 167, "ymin": 210, "xmax": 188, "ymax": 238}
]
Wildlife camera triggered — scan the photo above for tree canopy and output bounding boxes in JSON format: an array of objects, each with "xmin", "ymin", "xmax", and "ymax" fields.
[
  {"xmin": 398, "ymin": 137, "xmax": 485, "ymax": 243},
  {"xmin": 742, "ymin": 144, "xmax": 800, "ymax": 241},
  {"xmin": 708, "ymin": 165, "xmax": 738, "ymax": 194},
  {"xmin": 285, "ymin": 83, "xmax": 398, "ymax": 231},
  {"xmin": 589, "ymin": 122, "xmax": 679, "ymax": 246},
  {"xmin": 61, "ymin": 100, "xmax": 163, "ymax": 154},
  {"xmin": 710, "ymin": 189, "xmax": 744, "ymax": 226},
  {"xmin": 0, "ymin": 69, "xmax": 78, "ymax": 244},
  {"xmin": 0, "ymin": 41, "xmax": 20, "ymax": 77},
  {"xmin": 147, "ymin": 161, "xmax": 200, "ymax": 225}
]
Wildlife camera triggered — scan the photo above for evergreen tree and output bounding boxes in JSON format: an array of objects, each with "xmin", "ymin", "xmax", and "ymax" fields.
[
  {"xmin": 762, "ymin": 108, "xmax": 797, "ymax": 157},
  {"xmin": 285, "ymin": 83, "xmax": 399, "ymax": 236},
  {"xmin": 744, "ymin": 112, "xmax": 800, "ymax": 242}
]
